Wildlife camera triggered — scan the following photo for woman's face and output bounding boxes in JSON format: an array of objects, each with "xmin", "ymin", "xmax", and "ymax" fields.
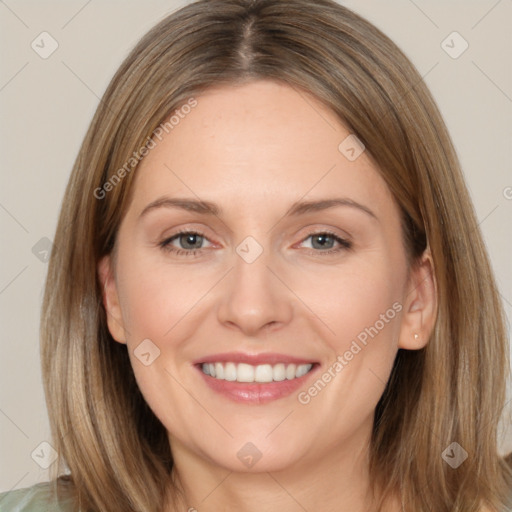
[{"xmin": 100, "ymin": 79, "xmax": 432, "ymax": 473}]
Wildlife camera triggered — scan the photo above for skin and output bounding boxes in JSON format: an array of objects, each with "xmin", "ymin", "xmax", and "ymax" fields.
[{"xmin": 98, "ymin": 79, "xmax": 437, "ymax": 512}]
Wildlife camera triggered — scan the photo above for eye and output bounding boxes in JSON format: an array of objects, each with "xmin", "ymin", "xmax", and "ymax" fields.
[
  {"xmin": 298, "ymin": 231, "xmax": 352, "ymax": 255},
  {"xmin": 158, "ymin": 229, "xmax": 352, "ymax": 258},
  {"xmin": 159, "ymin": 230, "xmax": 213, "ymax": 257}
]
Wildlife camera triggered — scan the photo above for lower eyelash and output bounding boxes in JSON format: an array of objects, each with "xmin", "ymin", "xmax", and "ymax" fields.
[
  {"xmin": 306, "ymin": 232, "xmax": 352, "ymax": 254},
  {"xmin": 159, "ymin": 230, "xmax": 352, "ymax": 256},
  {"xmin": 159, "ymin": 230, "xmax": 207, "ymax": 257},
  {"xmin": 171, "ymin": 248, "xmax": 202, "ymax": 257}
]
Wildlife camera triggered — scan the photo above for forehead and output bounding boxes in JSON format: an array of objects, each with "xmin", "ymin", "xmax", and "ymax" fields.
[{"xmin": 128, "ymin": 80, "xmax": 395, "ymax": 221}]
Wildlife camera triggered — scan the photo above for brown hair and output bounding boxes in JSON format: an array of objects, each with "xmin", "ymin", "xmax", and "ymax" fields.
[{"xmin": 41, "ymin": 0, "xmax": 512, "ymax": 510}]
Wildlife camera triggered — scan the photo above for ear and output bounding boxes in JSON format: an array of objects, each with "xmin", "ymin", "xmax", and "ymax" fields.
[
  {"xmin": 97, "ymin": 254, "xmax": 127, "ymax": 344},
  {"xmin": 398, "ymin": 247, "xmax": 437, "ymax": 350}
]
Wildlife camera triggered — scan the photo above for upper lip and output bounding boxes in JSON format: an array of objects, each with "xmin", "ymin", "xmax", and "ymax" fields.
[{"xmin": 194, "ymin": 352, "xmax": 318, "ymax": 366}]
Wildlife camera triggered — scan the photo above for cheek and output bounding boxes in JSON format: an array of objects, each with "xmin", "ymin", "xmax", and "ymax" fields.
[
  {"xmin": 330, "ymin": 270, "xmax": 402, "ymax": 349},
  {"xmin": 291, "ymin": 254, "xmax": 404, "ymax": 416},
  {"xmin": 116, "ymin": 253, "xmax": 214, "ymax": 342},
  {"xmin": 113, "ymin": 253, "xmax": 211, "ymax": 435},
  {"xmin": 111, "ymin": 228, "xmax": 407, "ymax": 454},
  {"xmin": 297, "ymin": 255, "xmax": 405, "ymax": 353},
  {"xmin": 117, "ymin": 239, "xmax": 406, "ymax": 359}
]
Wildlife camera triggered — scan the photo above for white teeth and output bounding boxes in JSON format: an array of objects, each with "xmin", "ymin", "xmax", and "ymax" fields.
[
  {"xmin": 214, "ymin": 362, "xmax": 224, "ymax": 379},
  {"xmin": 272, "ymin": 363, "xmax": 286, "ymax": 381},
  {"xmin": 254, "ymin": 364, "xmax": 273, "ymax": 383},
  {"xmin": 296, "ymin": 364, "xmax": 310, "ymax": 378},
  {"xmin": 285, "ymin": 364, "xmax": 296, "ymax": 380},
  {"xmin": 224, "ymin": 362, "xmax": 237, "ymax": 381},
  {"xmin": 201, "ymin": 362, "xmax": 313, "ymax": 382},
  {"xmin": 237, "ymin": 363, "xmax": 254, "ymax": 382}
]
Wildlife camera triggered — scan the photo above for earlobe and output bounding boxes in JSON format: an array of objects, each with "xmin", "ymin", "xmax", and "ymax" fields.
[
  {"xmin": 97, "ymin": 255, "xmax": 127, "ymax": 344},
  {"xmin": 398, "ymin": 248, "xmax": 438, "ymax": 350}
]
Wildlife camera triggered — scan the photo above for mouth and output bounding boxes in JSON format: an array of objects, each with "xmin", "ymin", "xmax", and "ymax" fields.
[
  {"xmin": 200, "ymin": 361, "xmax": 315, "ymax": 383},
  {"xmin": 193, "ymin": 353, "xmax": 320, "ymax": 404}
]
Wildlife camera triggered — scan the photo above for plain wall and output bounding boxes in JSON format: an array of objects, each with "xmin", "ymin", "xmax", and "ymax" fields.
[{"xmin": 0, "ymin": 0, "xmax": 511, "ymax": 492}]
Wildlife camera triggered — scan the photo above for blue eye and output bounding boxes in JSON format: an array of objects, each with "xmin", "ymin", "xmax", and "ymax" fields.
[
  {"xmin": 159, "ymin": 230, "xmax": 352, "ymax": 257},
  {"xmin": 299, "ymin": 231, "xmax": 352, "ymax": 254},
  {"xmin": 159, "ymin": 230, "xmax": 210, "ymax": 257}
]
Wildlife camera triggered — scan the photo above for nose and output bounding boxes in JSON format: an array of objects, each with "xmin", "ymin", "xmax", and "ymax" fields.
[{"xmin": 216, "ymin": 243, "xmax": 294, "ymax": 337}]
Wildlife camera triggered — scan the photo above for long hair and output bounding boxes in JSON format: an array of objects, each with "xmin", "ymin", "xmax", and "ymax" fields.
[{"xmin": 40, "ymin": 1, "xmax": 512, "ymax": 510}]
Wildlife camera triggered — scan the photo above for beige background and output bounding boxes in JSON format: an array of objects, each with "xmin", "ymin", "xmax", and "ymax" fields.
[{"xmin": 0, "ymin": 0, "xmax": 511, "ymax": 493}]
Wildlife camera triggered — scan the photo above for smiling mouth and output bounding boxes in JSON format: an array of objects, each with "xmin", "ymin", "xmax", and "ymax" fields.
[{"xmin": 200, "ymin": 362, "xmax": 315, "ymax": 383}]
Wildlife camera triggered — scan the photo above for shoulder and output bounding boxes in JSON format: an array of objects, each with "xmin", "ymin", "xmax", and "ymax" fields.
[{"xmin": 0, "ymin": 480, "xmax": 75, "ymax": 512}]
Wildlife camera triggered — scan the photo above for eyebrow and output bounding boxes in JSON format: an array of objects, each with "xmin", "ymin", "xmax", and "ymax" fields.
[{"xmin": 138, "ymin": 196, "xmax": 377, "ymax": 221}]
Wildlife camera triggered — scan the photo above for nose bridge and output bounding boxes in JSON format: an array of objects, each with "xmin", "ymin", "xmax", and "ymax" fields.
[
  {"xmin": 216, "ymin": 233, "xmax": 293, "ymax": 335},
  {"xmin": 234, "ymin": 235, "xmax": 273, "ymax": 289}
]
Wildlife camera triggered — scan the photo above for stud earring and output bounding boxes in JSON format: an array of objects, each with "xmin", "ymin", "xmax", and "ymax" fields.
[{"xmin": 414, "ymin": 333, "xmax": 419, "ymax": 340}]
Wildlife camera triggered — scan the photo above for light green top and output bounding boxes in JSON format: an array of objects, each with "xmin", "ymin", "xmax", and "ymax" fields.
[{"xmin": 0, "ymin": 481, "xmax": 75, "ymax": 512}]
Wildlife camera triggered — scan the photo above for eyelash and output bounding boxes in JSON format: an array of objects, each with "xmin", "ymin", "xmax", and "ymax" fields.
[{"xmin": 158, "ymin": 229, "xmax": 352, "ymax": 257}]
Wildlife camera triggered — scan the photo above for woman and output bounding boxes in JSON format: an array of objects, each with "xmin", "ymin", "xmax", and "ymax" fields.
[{"xmin": 1, "ymin": 0, "xmax": 511, "ymax": 510}]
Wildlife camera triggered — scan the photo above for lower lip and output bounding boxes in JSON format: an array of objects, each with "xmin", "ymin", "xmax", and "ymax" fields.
[{"xmin": 196, "ymin": 364, "xmax": 319, "ymax": 404}]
